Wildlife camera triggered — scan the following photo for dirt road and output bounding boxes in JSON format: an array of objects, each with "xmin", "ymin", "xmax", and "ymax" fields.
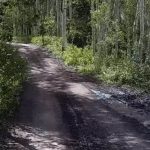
[{"xmin": 1, "ymin": 44, "xmax": 150, "ymax": 150}]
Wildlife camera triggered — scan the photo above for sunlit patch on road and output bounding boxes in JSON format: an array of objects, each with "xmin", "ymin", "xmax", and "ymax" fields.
[
  {"xmin": 67, "ymin": 82, "xmax": 92, "ymax": 99},
  {"xmin": 9, "ymin": 125, "xmax": 69, "ymax": 150}
]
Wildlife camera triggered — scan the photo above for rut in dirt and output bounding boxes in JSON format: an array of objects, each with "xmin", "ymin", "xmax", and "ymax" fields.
[{"xmin": 1, "ymin": 44, "xmax": 150, "ymax": 150}]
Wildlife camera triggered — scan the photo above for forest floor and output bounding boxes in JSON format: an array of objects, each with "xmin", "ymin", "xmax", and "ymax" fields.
[{"xmin": 0, "ymin": 44, "xmax": 150, "ymax": 150}]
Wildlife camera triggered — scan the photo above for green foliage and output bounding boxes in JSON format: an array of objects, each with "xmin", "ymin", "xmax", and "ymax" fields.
[
  {"xmin": 132, "ymin": 65, "xmax": 150, "ymax": 90},
  {"xmin": 0, "ymin": 1, "xmax": 13, "ymax": 42},
  {"xmin": 68, "ymin": 0, "xmax": 91, "ymax": 47},
  {"xmin": 32, "ymin": 36, "xmax": 63, "ymax": 57},
  {"xmin": 63, "ymin": 45, "xmax": 94, "ymax": 73},
  {"xmin": 91, "ymin": 2, "xmax": 110, "ymax": 25},
  {"xmin": 0, "ymin": 43, "xmax": 26, "ymax": 122},
  {"xmin": 95, "ymin": 55, "xmax": 135, "ymax": 84},
  {"xmin": 43, "ymin": 16, "xmax": 56, "ymax": 36},
  {"xmin": 63, "ymin": 45, "xmax": 83, "ymax": 66},
  {"xmin": 31, "ymin": 36, "xmax": 44, "ymax": 45},
  {"xmin": 19, "ymin": 0, "xmax": 149, "ymax": 92},
  {"xmin": 95, "ymin": 54, "xmax": 150, "ymax": 90},
  {"xmin": 32, "ymin": 36, "xmax": 94, "ymax": 74},
  {"xmin": 32, "ymin": 36, "xmax": 150, "ymax": 90}
]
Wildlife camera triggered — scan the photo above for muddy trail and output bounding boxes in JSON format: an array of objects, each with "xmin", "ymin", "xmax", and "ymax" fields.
[{"xmin": 0, "ymin": 44, "xmax": 150, "ymax": 150}]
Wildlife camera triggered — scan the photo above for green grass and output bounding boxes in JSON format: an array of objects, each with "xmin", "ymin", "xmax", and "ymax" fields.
[
  {"xmin": 31, "ymin": 36, "xmax": 95, "ymax": 74},
  {"xmin": 31, "ymin": 36, "xmax": 150, "ymax": 91}
]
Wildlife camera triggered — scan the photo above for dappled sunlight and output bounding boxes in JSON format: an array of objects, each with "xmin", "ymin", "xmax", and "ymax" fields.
[
  {"xmin": 18, "ymin": 44, "xmax": 95, "ymax": 99},
  {"xmin": 19, "ymin": 44, "xmax": 150, "ymax": 150},
  {"xmin": 36, "ymin": 81, "xmax": 52, "ymax": 89},
  {"xmin": 12, "ymin": 43, "xmax": 39, "ymax": 49},
  {"xmin": 66, "ymin": 82, "xmax": 93, "ymax": 99},
  {"xmin": 1, "ymin": 0, "xmax": 150, "ymax": 148},
  {"xmin": 18, "ymin": 47, "xmax": 30, "ymax": 54},
  {"xmin": 43, "ymin": 58, "xmax": 60, "ymax": 73},
  {"xmin": 1, "ymin": 44, "xmax": 149, "ymax": 150},
  {"xmin": 30, "ymin": 66, "xmax": 44, "ymax": 75},
  {"xmin": 8, "ymin": 125, "xmax": 70, "ymax": 150}
]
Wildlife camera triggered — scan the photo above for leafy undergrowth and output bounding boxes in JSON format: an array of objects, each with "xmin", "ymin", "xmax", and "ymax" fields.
[
  {"xmin": 0, "ymin": 43, "xmax": 26, "ymax": 127},
  {"xmin": 32, "ymin": 36, "xmax": 95, "ymax": 74},
  {"xmin": 95, "ymin": 55, "xmax": 135, "ymax": 84},
  {"xmin": 31, "ymin": 36, "xmax": 150, "ymax": 91},
  {"xmin": 95, "ymin": 54, "xmax": 150, "ymax": 91}
]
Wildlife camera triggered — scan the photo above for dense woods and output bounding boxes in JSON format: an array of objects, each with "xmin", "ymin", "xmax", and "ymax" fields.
[
  {"xmin": 0, "ymin": 0, "xmax": 150, "ymax": 124},
  {"xmin": 32, "ymin": 0, "xmax": 150, "ymax": 90},
  {"xmin": 10, "ymin": 0, "xmax": 150, "ymax": 64},
  {"xmin": 0, "ymin": 0, "xmax": 26, "ymax": 124}
]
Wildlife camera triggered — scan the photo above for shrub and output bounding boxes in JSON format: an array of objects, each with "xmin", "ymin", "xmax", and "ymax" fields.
[
  {"xmin": 132, "ymin": 64, "xmax": 150, "ymax": 90},
  {"xmin": 0, "ymin": 43, "xmax": 26, "ymax": 122},
  {"xmin": 63, "ymin": 45, "xmax": 94, "ymax": 73},
  {"xmin": 32, "ymin": 36, "xmax": 94, "ymax": 74},
  {"xmin": 95, "ymin": 54, "xmax": 135, "ymax": 84},
  {"xmin": 63, "ymin": 45, "xmax": 83, "ymax": 66},
  {"xmin": 31, "ymin": 36, "xmax": 150, "ymax": 91}
]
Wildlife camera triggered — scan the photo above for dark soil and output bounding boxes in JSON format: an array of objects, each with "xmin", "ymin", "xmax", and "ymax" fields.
[{"xmin": 0, "ymin": 44, "xmax": 150, "ymax": 150}]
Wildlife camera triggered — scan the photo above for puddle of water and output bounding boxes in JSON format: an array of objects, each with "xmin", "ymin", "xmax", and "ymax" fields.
[
  {"xmin": 109, "ymin": 89, "xmax": 125, "ymax": 95},
  {"xmin": 91, "ymin": 90, "xmax": 112, "ymax": 100}
]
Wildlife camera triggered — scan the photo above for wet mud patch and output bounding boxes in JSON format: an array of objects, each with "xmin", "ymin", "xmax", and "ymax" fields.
[
  {"xmin": 91, "ymin": 86, "xmax": 150, "ymax": 113},
  {"xmin": 55, "ymin": 92, "xmax": 130, "ymax": 150}
]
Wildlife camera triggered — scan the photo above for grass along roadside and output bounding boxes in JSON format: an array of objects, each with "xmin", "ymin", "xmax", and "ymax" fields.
[
  {"xmin": 31, "ymin": 36, "xmax": 150, "ymax": 92},
  {"xmin": 31, "ymin": 36, "xmax": 95, "ymax": 74},
  {"xmin": 0, "ymin": 43, "xmax": 27, "ymax": 128}
]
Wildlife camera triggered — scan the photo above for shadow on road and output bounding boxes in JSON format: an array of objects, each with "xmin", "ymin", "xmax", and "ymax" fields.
[{"xmin": 1, "ymin": 44, "xmax": 150, "ymax": 150}]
